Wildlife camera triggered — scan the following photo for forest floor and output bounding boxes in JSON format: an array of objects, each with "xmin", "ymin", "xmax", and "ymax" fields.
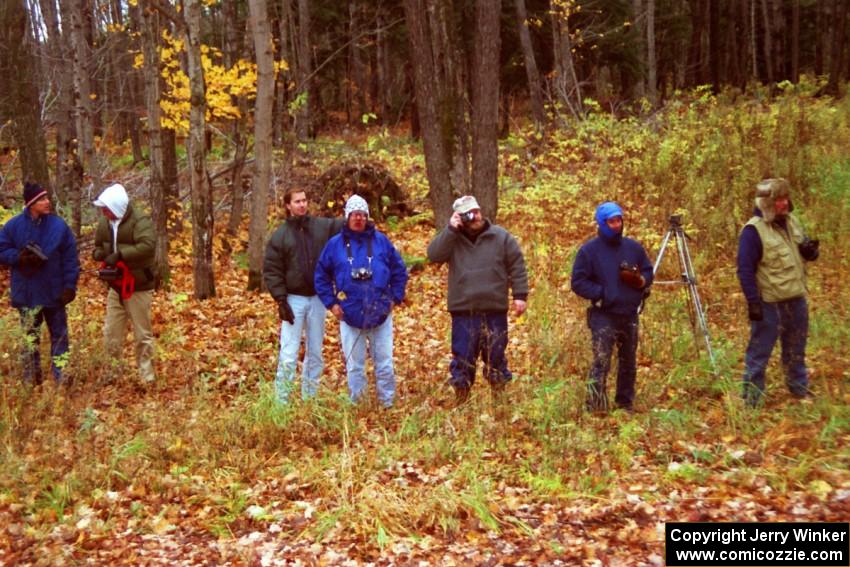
[{"xmin": 1, "ymin": 117, "xmax": 849, "ymax": 565}]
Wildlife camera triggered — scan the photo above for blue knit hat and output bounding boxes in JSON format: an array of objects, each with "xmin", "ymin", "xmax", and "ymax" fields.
[{"xmin": 595, "ymin": 202, "xmax": 623, "ymax": 241}]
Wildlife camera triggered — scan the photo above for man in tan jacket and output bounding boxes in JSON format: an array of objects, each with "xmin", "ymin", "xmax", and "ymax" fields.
[{"xmin": 736, "ymin": 178, "xmax": 819, "ymax": 406}]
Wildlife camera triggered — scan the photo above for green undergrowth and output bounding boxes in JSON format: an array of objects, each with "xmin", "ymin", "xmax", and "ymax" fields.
[{"xmin": 1, "ymin": 86, "xmax": 849, "ymax": 550}]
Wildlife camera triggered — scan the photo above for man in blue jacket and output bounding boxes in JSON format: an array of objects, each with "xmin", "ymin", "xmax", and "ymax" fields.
[
  {"xmin": 315, "ymin": 195, "xmax": 408, "ymax": 408},
  {"xmin": 737, "ymin": 178, "xmax": 818, "ymax": 406},
  {"xmin": 0, "ymin": 182, "xmax": 80, "ymax": 384},
  {"xmin": 571, "ymin": 202, "xmax": 653, "ymax": 412}
]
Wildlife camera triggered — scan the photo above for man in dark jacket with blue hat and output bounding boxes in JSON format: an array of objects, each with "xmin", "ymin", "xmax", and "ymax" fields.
[
  {"xmin": 0, "ymin": 182, "xmax": 80, "ymax": 384},
  {"xmin": 571, "ymin": 202, "xmax": 653, "ymax": 412},
  {"xmin": 315, "ymin": 195, "xmax": 408, "ymax": 408}
]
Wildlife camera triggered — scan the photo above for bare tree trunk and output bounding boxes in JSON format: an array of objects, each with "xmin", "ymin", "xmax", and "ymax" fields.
[
  {"xmin": 295, "ymin": 0, "xmax": 311, "ymax": 140},
  {"xmin": 0, "ymin": 0, "xmax": 50, "ymax": 185},
  {"xmin": 815, "ymin": 0, "xmax": 825, "ymax": 76},
  {"xmin": 247, "ymin": 0, "xmax": 275, "ymax": 291},
  {"xmin": 471, "ymin": 0, "xmax": 501, "ymax": 221},
  {"xmin": 791, "ymin": 0, "xmax": 800, "ymax": 83},
  {"xmin": 825, "ymin": 0, "xmax": 848, "ymax": 94},
  {"xmin": 514, "ymin": 0, "xmax": 545, "ymax": 128},
  {"xmin": 69, "ymin": 0, "xmax": 100, "ymax": 191},
  {"xmin": 760, "ymin": 0, "xmax": 775, "ymax": 84},
  {"xmin": 709, "ymin": 0, "xmax": 722, "ymax": 90},
  {"xmin": 38, "ymin": 0, "xmax": 75, "ymax": 200},
  {"xmin": 348, "ymin": 0, "xmax": 367, "ymax": 124},
  {"xmin": 139, "ymin": 0, "xmax": 170, "ymax": 287},
  {"xmin": 273, "ymin": 0, "xmax": 294, "ymax": 145},
  {"xmin": 185, "ymin": 0, "xmax": 215, "ymax": 299},
  {"xmin": 162, "ymin": 128, "xmax": 181, "ymax": 235},
  {"xmin": 632, "ymin": 0, "xmax": 646, "ymax": 100},
  {"xmin": 403, "ymin": 0, "xmax": 456, "ymax": 227},
  {"xmin": 751, "ymin": 0, "xmax": 759, "ymax": 79},
  {"xmin": 550, "ymin": 1, "xmax": 583, "ymax": 119},
  {"xmin": 223, "ymin": 0, "xmax": 248, "ymax": 237},
  {"xmin": 647, "ymin": 0, "xmax": 657, "ymax": 103},
  {"xmin": 376, "ymin": 7, "xmax": 392, "ymax": 125}
]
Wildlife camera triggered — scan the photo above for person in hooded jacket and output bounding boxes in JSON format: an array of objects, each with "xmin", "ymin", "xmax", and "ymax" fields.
[
  {"xmin": 263, "ymin": 187, "xmax": 343, "ymax": 402},
  {"xmin": 571, "ymin": 202, "xmax": 653, "ymax": 412},
  {"xmin": 92, "ymin": 183, "xmax": 157, "ymax": 383},
  {"xmin": 427, "ymin": 195, "xmax": 529, "ymax": 405},
  {"xmin": 737, "ymin": 178, "xmax": 818, "ymax": 406},
  {"xmin": 314, "ymin": 195, "xmax": 408, "ymax": 408},
  {"xmin": 0, "ymin": 182, "xmax": 80, "ymax": 384}
]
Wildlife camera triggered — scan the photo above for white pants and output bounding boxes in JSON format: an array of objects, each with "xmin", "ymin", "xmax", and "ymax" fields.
[
  {"xmin": 340, "ymin": 314, "xmax": 395, "ymax": 407},
  {"xmin": 275, "ymin": 294, "xmax": 328, "ymax": 402}
]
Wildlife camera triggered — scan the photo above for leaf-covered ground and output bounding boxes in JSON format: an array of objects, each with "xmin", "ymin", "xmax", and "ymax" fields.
[{"xmin": 2, "ymin": 91, "xmax": 850, "ymax": 565}]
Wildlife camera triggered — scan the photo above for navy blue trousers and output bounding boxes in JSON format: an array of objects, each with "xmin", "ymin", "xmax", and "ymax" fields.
[
  {"xmin": 743, "ymin": 297, "xmax": 809, "ymax": 405},
  {"xmin": 587, "ymin": 308, "xmax": 638, "ymax": 411},
  {"xmin": 19, "ymin": 306, "xmax": 69, "ymax": 384},
  {"xmin": 449, "ymin": 313, "xmax": 511, "ymax": 390}
]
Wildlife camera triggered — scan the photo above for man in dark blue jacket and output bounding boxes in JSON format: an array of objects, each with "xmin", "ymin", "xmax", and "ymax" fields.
[
  {"xmin": 315, "ymin": 195, "xmax": 408, "ymax": 408},
  {"xmin": 0, "ymin": 182, "xmax": 80, "ymax": 384},
  {"xmin": 571, "ymin": 202, "xmax": 653, "ymax": 412}
]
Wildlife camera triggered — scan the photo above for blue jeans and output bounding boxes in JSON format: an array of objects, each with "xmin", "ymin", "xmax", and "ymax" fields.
[
  {"xmin": 449, "ymin": 312, "xmax": 511, "ymax": 390},
  {"xmin": 743, "ymin": 297, "xmax": 809, "ymax": 405},
  {"xmin": 19, "ymin": 306, "xmax": 69, "ymax": 384},
  {"xmin": 275, "ymin": 294, "xmax": 328, "ymax": 402},
  {"xmin": 587, "ymin": 309, "xmax": 638, "ymax": 411},
  {"xmin": 340, "ymin": 314, "xmax": 395, "ymax": 407}
]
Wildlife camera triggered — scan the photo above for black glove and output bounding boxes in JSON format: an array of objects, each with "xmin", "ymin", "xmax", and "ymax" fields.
[
  {"xmin": 619, "ymin": 262, "xmax": 645, "ymax": 289},
  {"xmin": 93, "ymin": 248, "xmax": 107, "ymax": 261},
  {"xmin": 18, "ymin": 247, "xmax": 45, "ymax": 268},
  {"xmin": 278, "ymin": 299, "xmax": 294, "ymax": 324},
  {"xmin": 748, "ymin": 301, "xmax": 763, "ymax": 322},
  {"xmin": 798, "ymin": 238, "xmax": 819, "ymax": 261},
  {"xmin": 61, "ymin": 288, "xmax": 76, "ymax": 305},
  {"xmin": 104, "ymin": 251, "xmax": 121, "ymax": 267}
]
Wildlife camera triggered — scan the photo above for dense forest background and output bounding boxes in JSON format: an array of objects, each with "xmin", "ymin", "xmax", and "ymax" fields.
[
  {"xmin": 1, "ymin": 2, "xmax": 850, "ymax": 563},
  {"xmin": 3, "ymin": 0, "xmax": 850, "ymax": 298}
]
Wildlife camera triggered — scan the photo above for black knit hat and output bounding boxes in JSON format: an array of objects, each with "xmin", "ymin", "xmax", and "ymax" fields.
[{"xmin": 23, "ymin": 182, "xmax": 48, "ymax": 208}]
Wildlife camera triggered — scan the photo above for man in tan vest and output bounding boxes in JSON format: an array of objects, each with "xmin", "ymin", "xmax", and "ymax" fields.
[{"xmin": 736, "ymin": 178, "xmax": 819, "ymax": 406}]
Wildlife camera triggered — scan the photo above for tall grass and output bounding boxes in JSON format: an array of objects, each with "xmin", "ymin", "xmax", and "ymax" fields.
[{"xmin": 1, "ymin": 86, "xmax": 848, "ymax": 554}]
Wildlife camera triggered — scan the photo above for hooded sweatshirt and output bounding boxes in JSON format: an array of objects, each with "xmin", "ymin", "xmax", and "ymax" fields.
[
  {"xmin": 571, "ymin": 204, "xmax": 653, "ymax": 316},
  {"xmin": 93, "ymin": 183, "xmax": 129, "ymax": 251},
  {"xmin": 93, "ymin": 184, "xmax": 157, "ymax": 291}
]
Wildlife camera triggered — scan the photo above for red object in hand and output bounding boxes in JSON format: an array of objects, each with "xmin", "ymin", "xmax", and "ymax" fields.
[
  {"xmin": 619, "ymin": 263, "xmax": 645, "ymax": 289},
  {"xmin": 100, "ymin": 260, "xmax": 136, "ymax": 300}
]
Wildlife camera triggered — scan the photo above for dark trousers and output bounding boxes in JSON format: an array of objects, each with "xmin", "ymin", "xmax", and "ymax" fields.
[
  {"xmin": 449, "ymin": 312, "xmax": 511, "ymax": 390},
  {"xmin": 19, "ymin": 306, "xmax": 69, "ymax": 384},
  {"xmin": 587, "ymin": 309, "xmax": 638, "ymax": 411},
  {"xmin": 743, "ymin": 297, "xmax": 809, "ymax": 405}
]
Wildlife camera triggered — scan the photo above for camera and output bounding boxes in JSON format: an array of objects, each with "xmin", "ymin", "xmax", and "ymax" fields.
[
  {"xmin": 350, "ymin": 267, "xmax": 373, "ymax": 281},
  {"xmin": 619, "ymin": 261, "xmax": 638, "ymax": 273},
  {"xmin": 669, "ymin": 214, "xmax": 683, "ymax": 228},
  {"xmin": 461, "ymin": 211, "xmax": 476, "ymax": 224},
  {"xmin": 98, "ymin": 265, "xmax": 123, "ymax": 282},
  {"xmin": 25, "ymin": 242, "xmax": 47, "ymax": 261}
]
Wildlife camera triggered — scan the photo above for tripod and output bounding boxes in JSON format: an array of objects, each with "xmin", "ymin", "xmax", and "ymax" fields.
[{"xmin": 652, "ymin": 214, "xmax": 716, "ymax": 366}]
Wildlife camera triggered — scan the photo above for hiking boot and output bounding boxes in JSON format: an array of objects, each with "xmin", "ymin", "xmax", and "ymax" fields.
[{"xmin": 454, "ymin": 386, "xmax": 471, "ymax": 406}]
